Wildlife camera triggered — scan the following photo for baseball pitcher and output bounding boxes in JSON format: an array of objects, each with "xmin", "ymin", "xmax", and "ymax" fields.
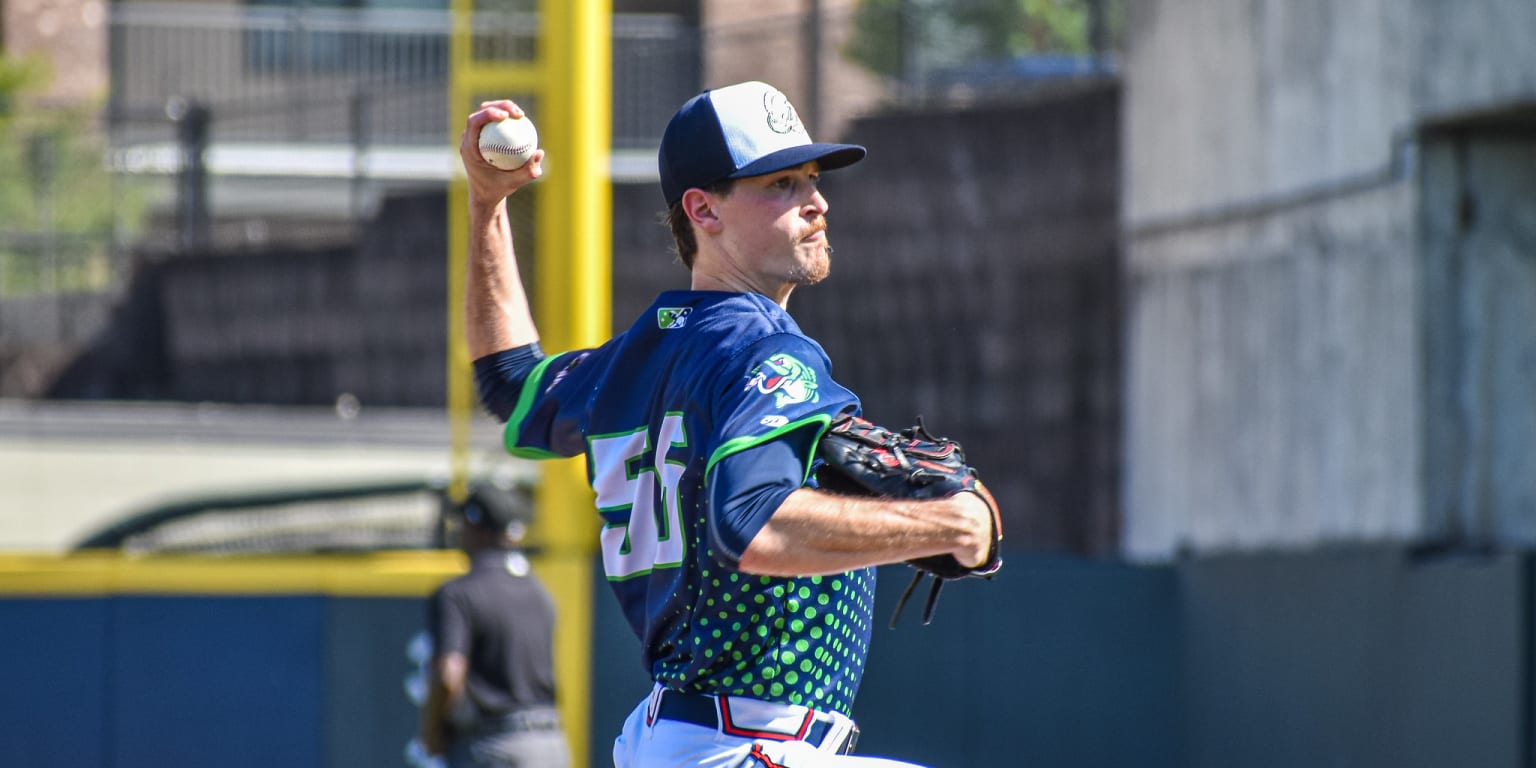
[{"xmin": 460, "ymin": 81, "xmax": 1002, "ymax": 767}]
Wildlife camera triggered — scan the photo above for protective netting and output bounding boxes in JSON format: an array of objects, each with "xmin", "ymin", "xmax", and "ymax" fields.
[{"xmin": 76, "ymin": 482, "xmax": 450, "ymax": 555}]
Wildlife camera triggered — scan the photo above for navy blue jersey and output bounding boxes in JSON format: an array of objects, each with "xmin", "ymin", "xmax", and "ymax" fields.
[{"xmin": 503, "ymin": 290, "xmax": 874, "ymax": 715}]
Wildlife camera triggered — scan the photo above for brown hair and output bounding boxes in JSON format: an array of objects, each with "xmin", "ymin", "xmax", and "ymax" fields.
[{"xmin": 663, "ymin": 178, "xmax": 736, "ymax": 270}]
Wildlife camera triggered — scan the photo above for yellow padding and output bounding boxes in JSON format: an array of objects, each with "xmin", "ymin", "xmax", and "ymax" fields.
[{"xmin": 0, "ymin": 550, "xmax": 468, "ymax": 597}]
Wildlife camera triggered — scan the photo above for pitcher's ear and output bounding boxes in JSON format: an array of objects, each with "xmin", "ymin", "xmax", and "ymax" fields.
[{"xmin": 682, "ymin": 188, "xmax": 722, "ymax": 233}]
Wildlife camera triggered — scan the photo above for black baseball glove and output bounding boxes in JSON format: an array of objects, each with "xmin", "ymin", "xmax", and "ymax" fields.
[{"xmin": 815, "ymin": 412, "xmax": 1002, "ymax": 627}]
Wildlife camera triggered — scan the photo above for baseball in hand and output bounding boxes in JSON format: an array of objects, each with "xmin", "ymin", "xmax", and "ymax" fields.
[{"xmin": 478, "ymin": 116, "xmax": 539, "ymax": 170}]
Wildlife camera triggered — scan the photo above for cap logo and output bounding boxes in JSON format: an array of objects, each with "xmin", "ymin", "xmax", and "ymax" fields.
[{"xmin": 763, "ymin": 89, "xmax": 804, "ymax": 136}]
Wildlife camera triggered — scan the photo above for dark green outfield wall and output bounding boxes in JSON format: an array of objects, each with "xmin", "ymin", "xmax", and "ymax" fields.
[
  {"xmin": 1179, "ymin": 547, "xmax": 1528, "ymax": 768},
  {"xmin": 589, "ymin": 555, "xmax": 1183, "ymax": 767},
  {"xmin": 595, "ymin": 547, "xmax": 1531, "ymax": 767},
  {"xmin": 0, "ymin": 594, "xmax": 443, "ymax": 768},
  {"xmin": 0, "ymin": 547, "xmax": 1526, "ymax": 768}
]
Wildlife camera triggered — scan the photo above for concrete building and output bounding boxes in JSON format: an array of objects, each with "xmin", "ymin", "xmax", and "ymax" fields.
[{"xmin": 1122, "ymin": 0, "xmax": 1536, "ymax": 559}]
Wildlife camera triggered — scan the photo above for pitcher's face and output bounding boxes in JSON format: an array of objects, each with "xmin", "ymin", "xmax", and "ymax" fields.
[{"xmin": 715, "ymin": 162, "xmax": 833, "ymax": 286}]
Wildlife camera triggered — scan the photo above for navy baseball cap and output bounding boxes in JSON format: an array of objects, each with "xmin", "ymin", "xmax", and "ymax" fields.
[{"xmin": 659, "ymin": 81, "xmax": 866, "ymax": 207}]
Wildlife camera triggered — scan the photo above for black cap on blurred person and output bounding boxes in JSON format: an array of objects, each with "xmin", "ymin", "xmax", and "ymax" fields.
[{"xmin": 459, "ymin": 480, "xmax": 532, "ymax": 542}]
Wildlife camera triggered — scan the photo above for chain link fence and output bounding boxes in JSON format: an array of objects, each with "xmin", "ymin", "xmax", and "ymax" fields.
[
  {"xmin": 0, "ymin": 101, "xmax": 145, "ymax": 395},
  {"xmin": 0, "ymin": 106, "xmax": 139, "ymax": 291}
]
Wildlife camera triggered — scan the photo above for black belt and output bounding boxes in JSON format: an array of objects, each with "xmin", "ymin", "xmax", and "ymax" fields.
[
  {"xmin": 480, "ymin": 707, "xmax": 562, "ymax": 733},
  {"xmin": 654, "ymin": 691, "xmax": 859, "ymax": 755}
]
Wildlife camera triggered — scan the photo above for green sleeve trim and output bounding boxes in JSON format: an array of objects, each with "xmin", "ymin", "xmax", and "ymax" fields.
[
  {"xmin": 506, "ymin": 445, "xmax": 566, "ymax": 461},
  {"xmin": 503, "ymin": 352, "xmax": 574, "ymax": 459},
  {"xmin": 704, "ymin": 413, "xmax": 835, "ymax": 486}
]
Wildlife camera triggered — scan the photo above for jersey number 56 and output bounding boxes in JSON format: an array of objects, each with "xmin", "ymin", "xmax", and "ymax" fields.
[{"xmin": 590, "ymin": 414, "xmax": 688, "ymax": 579}]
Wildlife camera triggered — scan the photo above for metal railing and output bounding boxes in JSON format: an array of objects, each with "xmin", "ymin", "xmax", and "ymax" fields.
[
  {"xmin": 107, "ymin": 3, "xmax": 697, "ymax": 150},
  {"xmin": 104, "ymin": 1, "xmax": 1124, "ymax": 153}
]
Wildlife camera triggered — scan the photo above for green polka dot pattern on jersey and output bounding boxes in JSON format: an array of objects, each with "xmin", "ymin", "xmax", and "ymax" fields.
[{"xmin": 655, "ymin": 564, "xmax": 876, "ymax": 716}]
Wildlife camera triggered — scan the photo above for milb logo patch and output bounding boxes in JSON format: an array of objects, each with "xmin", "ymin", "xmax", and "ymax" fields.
[
  {"xmin": 657, "ymin": 307, "xmax": 692, "ymax": 329},
  {"xmin": 745, "ymin": 353, "xmax": 819, "ymax": 408}
]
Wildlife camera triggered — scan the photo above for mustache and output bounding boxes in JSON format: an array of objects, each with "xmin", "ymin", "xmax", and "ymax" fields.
[{"xmin": 803, "ymin": 218, "xmax": 828, "ymax": 238}]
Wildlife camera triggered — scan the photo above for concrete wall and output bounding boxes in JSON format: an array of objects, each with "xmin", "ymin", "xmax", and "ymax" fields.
[
  {"xmin": 1418, "ymin": 124, "xmax": 1536, "ymax": 547},
  {"xmin": 1122, "ymin": 0, "xmax": 1536, "ymax": 558},
  {"xmin": 1125, "ymin": 184, "xmax": 1420, "ymax": 557},
  {"xmin": 1124, "ymin": 0, "xmax": 1416, "ymax": 226},
  {"xmin": 1412, "ymin": 0, "xmax": 1536, "ymax": 120}
]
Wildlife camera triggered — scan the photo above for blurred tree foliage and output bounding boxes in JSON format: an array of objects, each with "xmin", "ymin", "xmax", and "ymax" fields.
[
  {"xmin": 0, "ymin": 54, "xmax": 147, "ymax": 293},
  {"xmin": 844, "ymin": 0, "xmax": 1117, "ymax": 80}
]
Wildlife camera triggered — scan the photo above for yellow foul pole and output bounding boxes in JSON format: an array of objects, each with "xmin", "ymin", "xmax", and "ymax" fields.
[
  {"xmin": 534, "ymin": 2, "xmax": 611, "ymax": 768},
  {"xmin": 448, "ymin": 2, "xmax": 610, "ymax": 766}
]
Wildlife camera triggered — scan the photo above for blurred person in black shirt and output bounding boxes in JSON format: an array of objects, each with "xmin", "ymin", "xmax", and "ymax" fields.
[{"xmin": 420, "ymin": 481, "xmax": 568, "ymax": 768}]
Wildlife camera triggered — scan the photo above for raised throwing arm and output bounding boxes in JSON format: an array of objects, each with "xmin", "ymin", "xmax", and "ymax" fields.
[{"xmin": 459, "ymin": 100, "xmax": 544, "ymax": 359}]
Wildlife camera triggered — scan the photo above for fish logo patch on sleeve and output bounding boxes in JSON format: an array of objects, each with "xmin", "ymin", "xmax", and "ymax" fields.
[{"xmin": 745, "ymin": 353, "xmax": 819, "ymax": 408}]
